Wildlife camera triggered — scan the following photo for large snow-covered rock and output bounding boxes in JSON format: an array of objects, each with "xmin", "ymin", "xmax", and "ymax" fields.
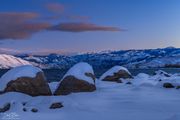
[
  {"xmin": 54, "ymin": 62, "xmax": 96, "ymax": 95},
  {"xmin": 0, "ymin": 54, "xmax": 31, "ymax": 69},
  {"xmin": 100, "ymin": 66, "xmax": 132, "ymax": 82},
  {"xmin": 0, "ymin": 65, "xmax": 52, "ymax": 96}
]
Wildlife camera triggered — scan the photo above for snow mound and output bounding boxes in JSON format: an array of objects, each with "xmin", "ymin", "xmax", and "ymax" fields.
[
  {"xmin": 0, "ymin": 54, "xmax": 31, "ymax": 69},
  {"xmin": 0, "ymin": 65, "xmax": 42, "ymax": 91},
  {"xmin": 132, "ymin": 73, "xmax": 157, "ymax": 86},
  {"xmin": 48, "ymin": 82, "xmax": 59, "ymax": 93},
  {"xmin": 136, "ymin": 73, "xmax": 150, "ymax": 79},
  {"xmin": 62, "ymin": 62, "xmax": 95, "ymax": 84},
  {"xmin": 100, "ymin": 66, "xmax": 131, "ymax": 80}
]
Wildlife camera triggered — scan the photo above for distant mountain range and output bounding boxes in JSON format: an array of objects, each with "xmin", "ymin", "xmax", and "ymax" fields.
[{"xmin": 0, "ymin": 47, "xmax": 180, "ymax": 69}]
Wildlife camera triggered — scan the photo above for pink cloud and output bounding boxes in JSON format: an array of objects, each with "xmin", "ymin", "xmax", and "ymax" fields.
[
  {"xmin": 0, "ymin": 12, "xmax": 50, "ymax": 40},
  {"xmin": 0, "ymin": 12, "xmax": 122, "ymax": 40}
]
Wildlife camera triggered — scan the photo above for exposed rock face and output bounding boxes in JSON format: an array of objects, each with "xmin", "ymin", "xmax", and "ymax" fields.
[
  {"xmin": 0, "ymin": 103, "xmax": 10, "ymax": 113},
  {"xmin": 102, "ymin": 70, "xmax": 132, "ymax": 82},
  {"xmin": 163, "ymin": 83, "xmax": 174, "ymax": 88},
  {"xmin": 3, "ymin": 72, "xmax": 52, "ymax": 96},
  {"xmin": 49, "ymin": 102, "xmax": 63, "ymax": 109},
  {"xmin": 54, "ymin": 75, "xmax": 96, "ymax": 95}
]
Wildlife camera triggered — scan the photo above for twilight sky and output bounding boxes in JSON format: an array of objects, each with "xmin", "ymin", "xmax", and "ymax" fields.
[{"xmin": 0, "ymin": 0, "xmax": 179, "ymax": 54}]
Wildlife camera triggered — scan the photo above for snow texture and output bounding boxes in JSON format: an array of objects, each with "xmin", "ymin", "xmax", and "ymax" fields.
[
  {"xmin": 0, "ymin": 65, "xmax": 42, "ymax": 91},
  {"xmin": 1, "ymin": 66, "xmax": 180, "ymax": 120},
  {"xmin": 1, "ymin": 74, "xmax": 180, "ymax": 120},
  {"xmin": 48, "ymin": 82, "xmax": 59, "ymax": 94}
]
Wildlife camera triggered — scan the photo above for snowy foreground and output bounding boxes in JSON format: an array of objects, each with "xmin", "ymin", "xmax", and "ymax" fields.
[{"xmin": 1, "ymin": 73, "xmax": 180, "ymax": 120}]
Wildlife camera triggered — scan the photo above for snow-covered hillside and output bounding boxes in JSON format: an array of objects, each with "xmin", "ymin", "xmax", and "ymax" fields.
[
  {"xmin": 0, "ymin": 47, "xmax": 179, "ymax": 69},
  {"xmin": 0, "ymin": 54, "xmax": 31, "ymax": 69},
  {"xmin": 18, "ymin": 47, "xmax": 180, "ymax": 69}
]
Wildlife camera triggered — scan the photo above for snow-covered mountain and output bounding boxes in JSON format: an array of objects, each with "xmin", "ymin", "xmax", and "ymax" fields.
[
  {"xmin": 17, "ymin": 47, "xmax": 180, "ymax": 69},
  {"xmin": 0, "ymin": 47, "xmax": 179, "ymax": 69},
  {"xmin": 0, "ymin": 54, "xmax": 31, "ymax": 69}
]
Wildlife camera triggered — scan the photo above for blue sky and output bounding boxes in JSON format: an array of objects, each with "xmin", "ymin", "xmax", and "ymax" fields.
[{"xmin": 0, "ymin": 0, "xmax": 179, "ymax": 54}]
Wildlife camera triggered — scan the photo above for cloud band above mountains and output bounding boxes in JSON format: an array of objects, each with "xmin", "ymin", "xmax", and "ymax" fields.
[{"xmin": 0, "ymin": 11, "xmax": 122, "ymax": 40}]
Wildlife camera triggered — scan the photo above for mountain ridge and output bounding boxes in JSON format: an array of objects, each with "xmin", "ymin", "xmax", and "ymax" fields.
[
  {"xmin": 18, "ymin": 47, "xmax": 180, "ymax": 69},
  {"xmin": 0, "ymin": 47, "xmax": 179, "ymax": 69}
]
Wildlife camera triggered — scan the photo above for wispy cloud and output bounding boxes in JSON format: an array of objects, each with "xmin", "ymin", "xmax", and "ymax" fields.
[{"xmin": 49, "ymin": 22, "xmax": 121, "ymax": 32}]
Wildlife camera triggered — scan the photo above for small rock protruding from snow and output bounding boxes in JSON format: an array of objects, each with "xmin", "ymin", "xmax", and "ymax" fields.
[
  {"xmin": 0, "ymin": 103, "xmax": 11, "ymax": 113},
  {"xmin": 0, "ymin": 65, "xmax": 52, "ymax": 96},
  {"xmin": 100, "ymin": 66, "xmax": 132, "ymax": 82},
  {"xmin": 163, "ymin": 83, "xmax": 175, "ymax": 88},
  {"xmin": 54, "ymin": 62, "xmax": 96, "ymax": 95},
  {"xmin": 49, "ymin": 102, "xmax": 63, "ymax": 109}
]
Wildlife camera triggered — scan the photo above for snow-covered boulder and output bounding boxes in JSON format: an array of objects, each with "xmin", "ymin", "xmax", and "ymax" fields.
[
  {"xmin": 54, "ymin": 62, "xmax": 96, "ymax": 95},
  {"xmin": 0, "ymin": 54, "xmax": 31, "ymax": 69},
  {"xmin": 100, "ymin": 66, "xmax": 132, "ymax": 82},
  {"xmin": 0, "ymin": 65, "xmax": 52, "ymax": 96}
]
